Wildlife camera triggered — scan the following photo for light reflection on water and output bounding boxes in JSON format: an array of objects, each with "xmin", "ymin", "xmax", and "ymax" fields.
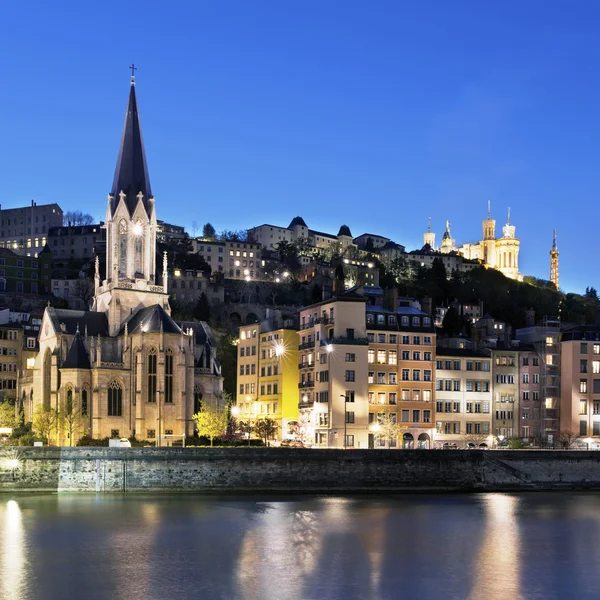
[{"xmin": 2, "ymin": 493, "xmax": 600, "ymax": 600}]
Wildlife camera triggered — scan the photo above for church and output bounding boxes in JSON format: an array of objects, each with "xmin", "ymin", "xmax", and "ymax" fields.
[
  {"xmin": 19, "ymin": 73, "xmax": 224, "ymax": 445},
  {"xmin": 426, "ymin": 202, "xmax": 523, "ymax": 281}
]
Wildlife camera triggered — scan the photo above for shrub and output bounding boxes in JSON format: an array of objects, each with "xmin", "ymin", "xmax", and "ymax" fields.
[{"xmin": 76, "ymin": 435, "xmax": 109, "ymax": 447}]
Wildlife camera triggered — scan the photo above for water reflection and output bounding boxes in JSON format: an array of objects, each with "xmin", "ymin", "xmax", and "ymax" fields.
[
  {"xmin": 5, "ymin": 493, "xmax": 600, "ymax": 600},
  {"xmin": 469, "ymin": 494, "xmax": 522, "ymax": 600},
  {"xmin": 2, "ymin": 500, "xmax": 25, "ymax": 600}
]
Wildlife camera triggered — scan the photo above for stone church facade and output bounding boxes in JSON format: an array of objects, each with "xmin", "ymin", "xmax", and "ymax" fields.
[{"xmin": 19, "ymin": 75, "xmax": 223, "ymax": 445}]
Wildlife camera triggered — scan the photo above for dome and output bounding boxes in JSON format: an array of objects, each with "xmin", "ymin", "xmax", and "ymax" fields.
[{"xmin": 338, "ymin": 225, "xmax": 352, "ymax": 237}]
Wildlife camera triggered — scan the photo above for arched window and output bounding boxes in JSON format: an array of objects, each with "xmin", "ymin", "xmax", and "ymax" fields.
[
  {"xmin": 164, "ymin": 348, "xmax": 174, "ymax": 404},
  {"xmin": 81, "ymin": 388, "xmax": 88, "ymax": 416},
  {"xmin": 134, "ymin": 220, "xmax": 143, "ymax": 275},
  {"xmin": 119, "ymin": 219, "xmax": 127, "ymax": 277},
  {"xmin": 194, "ymin": 385, "xmax": 203, "ymax": 414},
  {"xmin": 43, "ymin": 349, "xmax": 51, "ymax": 406},
  {"xmin": 147, "ymin": 347, "xmax": 157, "ymax": 403},
  {"xmin": 108, "ymin": 380, "xmax": 123, "ymax": 417},
  {"xmin": 66, "ymin": 386, "xmax": 73, "ymax": 411}
]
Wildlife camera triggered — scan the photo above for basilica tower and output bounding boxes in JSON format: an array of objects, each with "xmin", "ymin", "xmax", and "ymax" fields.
[
  {"xmin": 423, "ymin": 216, "xmax": 436, "ymax": 249},
  {"xmin": 482, "ymin": 200, "xmax": 497, "ymax": 267},
  {"xmin": 550, "ymin": 229, "xmax": 559, "ymax": 289},
  {"xmin": 93, "ymin": 71, "xmax": 170, "ymax": 335}
]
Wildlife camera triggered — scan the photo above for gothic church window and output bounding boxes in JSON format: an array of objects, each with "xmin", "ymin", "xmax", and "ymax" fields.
[
  {"xmin": 119, "ymin": 219, "xmax": 127, "ymax": 277},
  {"xmin": 164, "ymin": 348, "xmax": 173, "ymax": 403},
  {"xmin": 134, "ymin": 220, "xmax": 143, "ymax": 275},
  {"xmin": 148, "ymin": 347, "xmax": 157, "ymax": 403},
  {"xmin": 81, "ymin": 388, "xmax": 88, "ymax": 416},
  {"xmin": 108, "ymin": 380, "xmax": 123, "ymax": 417}
]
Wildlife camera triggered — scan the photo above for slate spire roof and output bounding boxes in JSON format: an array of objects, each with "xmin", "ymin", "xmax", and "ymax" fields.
[
  {"xmin": 63, "ymin": 330, "xmax": 91, "ymax": 369},
  {"xmin": 110, "ymin": 80, "xmax": 152, "ymax": 216}
]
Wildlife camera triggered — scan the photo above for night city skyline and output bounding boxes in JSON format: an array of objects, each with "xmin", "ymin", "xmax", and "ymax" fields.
[{"xmin": 2, "ymin": 1, "xmax": 600, "ymax": 294}]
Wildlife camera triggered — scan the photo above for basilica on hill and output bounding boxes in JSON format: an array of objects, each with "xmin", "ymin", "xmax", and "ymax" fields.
[
  {"xmin": 20, "ymin": 73, "xmax": 224, "ymax": 445},
  {"xmin": 425, "ymin": 201, "xmax": 523, "ymax": 281}
]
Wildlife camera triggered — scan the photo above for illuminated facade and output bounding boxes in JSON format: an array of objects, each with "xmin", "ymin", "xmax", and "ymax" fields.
[
  {"xmin": 20, "ymin": 76, "xmax": 223, "ymax": 445},
  {"xmin": 457, "ymin": 203, "xmax": 522, "ymax": 281},
  {"xmin": 236, "ymin": 324, "xmax": 299, "ymax": 439}
]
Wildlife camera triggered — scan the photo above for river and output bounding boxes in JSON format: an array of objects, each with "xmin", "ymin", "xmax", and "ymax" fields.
[{"xmin": 1, "ymin": 492, "xmax": 599, "ymax": 600}]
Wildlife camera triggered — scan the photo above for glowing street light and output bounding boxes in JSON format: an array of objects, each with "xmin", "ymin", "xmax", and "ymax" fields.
[
  {"xmin": 326, "ymin": 344, "xmax": 333, "ymax": 353},
  {"xmin": 231, "ymin": 405, "xmax": 241, "ymax": 418},
  {"xmin": 274, "ymin": 343, "xmax": 285, "ymax": 357}
]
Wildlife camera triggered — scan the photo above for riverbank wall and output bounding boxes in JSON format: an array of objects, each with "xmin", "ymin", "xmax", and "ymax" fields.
[{"xmin": 2, "ymin": 447, "xmax": 600, "ymax": 493}]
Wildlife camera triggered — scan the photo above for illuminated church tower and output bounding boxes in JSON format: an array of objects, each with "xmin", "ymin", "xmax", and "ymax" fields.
[
  {"xmin": 93, "ymin": 69, "xmax": 170, "ymax": 335},
  {"xmin": 440, "ymin": 220, "xmax": 456, "ymax": 254},
  {"xmin": 423, "ymin": 216, "xmax": 436, "ymax": 249},
  {"xmin": 482, "ymin": 200, "xmax": 497, "ymax": 266},
  {"xmin": 550, "ymin": 229, "xmax": 559, "ymax": 289}
]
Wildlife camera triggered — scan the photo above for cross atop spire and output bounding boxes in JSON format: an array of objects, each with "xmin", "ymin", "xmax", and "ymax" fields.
[{"xmin": 129, "ymin": 63, "xmax": 137, "ymax": 85}]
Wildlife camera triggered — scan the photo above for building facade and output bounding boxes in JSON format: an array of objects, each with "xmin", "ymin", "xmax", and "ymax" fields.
[
  {"xmin": 434, "ymin": 349, "xmax": 493, "ymax": 449},
  {"xmin": 0, "ymin": 200, "xmax": 63, "ymax": 255},
  {"xmin": 0, "ymin": 246, "xmax": 52, "ymax": 295},
  {"xmin": 492, "ymin": 349, "xmax": 520, "ymax": 440},
  {"xmin": 48, "ymin": 223, "xmax": 105, "ymax": 260}
]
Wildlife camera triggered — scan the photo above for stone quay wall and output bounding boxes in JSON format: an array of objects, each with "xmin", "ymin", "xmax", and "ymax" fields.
[{"xmin": 2, "ymin": 448, "xmax": 600, "ymax": 493}]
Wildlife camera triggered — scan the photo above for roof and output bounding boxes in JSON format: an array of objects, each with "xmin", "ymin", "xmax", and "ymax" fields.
[
  {"xmin": 62, "ymin": 331, "xmax": 91, "ymax": 369},
  {"xmin": 380, "ymin": 241, "xmax": 404, "ymax": 251},
  {"xmin": 435, "ymin": 347, "xmax": 490, "ymax": 359},
  {"xmin": 176, "ymin": 320, "xmax": 215, "ymax": 346},
  {"xmin": 119, "ymin": 304, "xmax": 181, "ymax": 335},
  {"xmin": 46, "ymin": 308, "xmax": 108, "ymax": 336},
  {"xmin": 289, "ymin": 216, "xmax": 307, "ymax": 228},
  {"xmin": 561, "ymin": 325, "xmax": 600, "ymax": 343},
  {"xmin": 110, "ymin": 82, "xmax": 152, "ymax": 216},
  {"xmin": 338, "ymin": 225, "xmax": 352, "ymax": 237},
  {"xmin": 309, "ymin": 229, "xmax": 336, "ymax": 240},
  {"xmin": 39, "ymin": 245, "xmax": 52, "ymax": 255},
  {"xmin": 354, "ymin": 233, "xmax": 390, "ymax": 240}
]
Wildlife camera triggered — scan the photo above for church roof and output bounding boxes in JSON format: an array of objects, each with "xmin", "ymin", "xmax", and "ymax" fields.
[
  {"xmin": 120, "ymin": 304, "xmax": 181, "ymax": 335},
  {"xmin": 110, "ymin": 82, "xmax": 152, "ymax": 216},
  {"xmin": 62, "ymin": 331, "xmax": 91, "ymax": 369},
  {"xmin": 46, "ymin": 308, "xmax": 108, "ymax": 336},
  {"xmin": 176, "ymin": 320, "xmax": 215, "ymax": 346}
]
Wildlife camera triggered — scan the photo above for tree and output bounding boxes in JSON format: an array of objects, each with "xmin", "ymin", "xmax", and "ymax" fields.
[
  {"xmin": 237, "ymin": 420, "xmax": 255, "ymax": 446},
  {"xmin": 558, "ymin": 430, "xmax": 581, "ymax": 450},
  {"xmin": 202, "ymin": 222, "xmax": 216, "ymax": 240},
  {"xmin": 0, "ymin": 400, "xmax": 17, "ymax": 430},
  {"xmin": 193, "ymin": 292, "xmax": 211, "ymax": 322},
  {"xmin": 254, "ymin": 418, "xmax": 278, "ymax": 447},
  {"xmin": 73, "ymin": 278, "xmax": 95, "ymax": 308},
  {"xmin": 63, "ymin": 211, "xmax": 94, "ymax": 226},
  {"xmin": 193, "ymin": 403, "xmax": 228, "ymax": 447},
  {"xmin": 373, "ymin": 413, "xmax": 407, "ymax": 448},
  {"xmin": 365, "ymin": 237, "xmax": 374, "ymax": 252},
  {"xmin": 32, "ymin": 405, "xmax": 59, "ymax": 445},
  {"xmin": 218, "ymin": 229, "xmax": 248, "ymax": 242},
  {"xmin": 60, "ymin": 394, "xmax": 89, "ymax": 447},
  {"xmin": 441, "ymin": 306, "xmax": 465, "ymax": 336}
]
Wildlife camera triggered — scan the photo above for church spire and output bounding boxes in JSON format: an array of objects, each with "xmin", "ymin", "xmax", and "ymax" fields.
[{"xmin": 110, "ymin": 71, "xmax": 152, "ymax": 216}]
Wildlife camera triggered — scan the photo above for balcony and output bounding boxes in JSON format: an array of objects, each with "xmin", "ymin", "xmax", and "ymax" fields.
[
  {"xmin": 299, "ymin": 316, "xmax": 334, "ymax": 331},
  {"xmin": 298, "ymin": 362, "xmax": 314, "ymax": 370},
  {"xmin": 298, "ymin": 341, "xmax": 315, "ymax": 350},
  {"xmin": 298, "ymin": 380, "xmax": 315, "ymax": 389},
  {"xmin": 298, "ymin": 398, "xmax": 315, "ymax": 410},
  {"xmin": 325, "ymin": 337, "xmax": 369, "ymax": 346}
]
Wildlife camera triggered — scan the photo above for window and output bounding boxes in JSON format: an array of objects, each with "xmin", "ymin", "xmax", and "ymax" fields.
[
  {"xmin": 345, "ymin": 353, "xmax": 355, "ymax": 362},
  {"xmin": 345, "ymin": 411, "xmax": 355, "ymax": 423},
  {"xmin": 389, "ymin": 350, "xmax": 397, "ymax": 365},
  {"xmin": 345, "ymin": 370, "xmax": 355, "ymax": 382},
  {"xmin": 581, "ymin": 360, "xmax": 588, "ymax": 373},
  {"xmin": 108, "ymin": 380, "xmax": 123, "ymax": 416},
  {"xmin": 581, "ymin": 343, "xmax": 588, "ymax": 354},
  {"xmin": 147, "ymin": 348, "xmax": 157, "ymax": 402},
  {"xmin": 594, "ymin": 361, "xmax": 600, "ymax": 374},
  {"xmin": 368, "ymin": 349, "xmax": 375, "ymax": 363},
  {"xmin": 164, "ymin": 349, "xmax": 174, "ymax": 403},
  {"xmin": 523, "ymin": 373, "xmax": 529, "ymax": 384},
  {"xmin": 402, "ymin": 369, "xmax": 409, "ymax": 381},
  {"xmin": 580, "ymin": 420, "xmax": 587, "ymax": 436},
  {"xmin": 377, "ymin": 350, "xmax": 386, "ymax": 363},
  {"xmin": 344, "ymin": 435, "xmax": 354, "ymax": 447},
  {"xmin": 412, "ymin": 369, "xmax": 420, "ymax": 381},
  {"xmin": 377, "ymin": 372, "xmax": 385, "ymax": 384},
  {"xmin": 81, "ymin": 388, "xmax": 88, "ymax": 416},
  {"xmin": 580, "ymin": 400, "xmax": 588, "ymax": 415},
  {"xmin": 580, "ymin": 379, "xmax": 588, "ymax": 394},
  {"xmin": 368, "ymin": 371, "xmax": 374, "ymax": 384}
]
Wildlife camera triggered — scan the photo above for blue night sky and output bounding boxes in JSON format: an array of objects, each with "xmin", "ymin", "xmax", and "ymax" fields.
[{"xmin": 1, "ymin": 1, "xmax": 599, "ymax": 293}]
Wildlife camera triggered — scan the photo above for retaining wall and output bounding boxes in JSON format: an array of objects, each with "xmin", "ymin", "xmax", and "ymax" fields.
[{"xmin": 2, "ymin": 448, "xmax": 600, "ymax": 493}]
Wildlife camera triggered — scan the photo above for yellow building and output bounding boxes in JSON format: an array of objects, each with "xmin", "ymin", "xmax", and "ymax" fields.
[{"xmin": 236, "ymin": 324, "xmax": 299, "ymax": 440}]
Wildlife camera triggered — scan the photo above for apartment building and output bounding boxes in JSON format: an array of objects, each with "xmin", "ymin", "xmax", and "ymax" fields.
[
  {"xmin": 0, "ymin": 246, "xmax": 52, "ymax": 295},
  {"xmin": 0, "ymin": 324, "xmax": 24, "ymax": 402},
  {"xmin": 297, "ymin": 296, "xmax": 369, "ymax": 449},
  {"xmin": 169, "ymin": 269, "xmax": 224, "ymax": 306},
  {"xmin": 559, "ymin": 325, "xmax": 600, "ymax": 447},
  {"xmin": 492, "ymin": 349, "xmax": 520, "ymax": 440},
  {"xmin": 367, "ymin": 306, "xmax": 436, "ymax": 449},
  {"xmin": 48, "ymin": 223, "xmax": 105, "ymax": 260},
  {"xmin": 518, "ymin": 347, "xmax": 542, "ymax": 442},
  {"xmin": 191, "ymin": 239, "xmax": 264, "ymax": 280},
  {"xmin": 0, "ymin": 201, "xmax": 63, "ymax": 255},
  {"xmin": 434, "ymin": 349, "xmax": 493, "ymax": 449},
  {"xmin": 236, "ymin": 323, "xmax": 299, "ymax": 440}
]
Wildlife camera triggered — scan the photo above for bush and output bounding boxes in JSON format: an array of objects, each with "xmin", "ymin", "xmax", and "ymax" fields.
[
  {"xmin": 184, "ymin": 435, "xmax": 264, "ymax": 447},
  {"xmin": 76, "ymin": 435, "xmax": 109, "ymax": 447},
  {"xmin": 17, "ymin": 434, "xmax": 44, "ymax": 446}
]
